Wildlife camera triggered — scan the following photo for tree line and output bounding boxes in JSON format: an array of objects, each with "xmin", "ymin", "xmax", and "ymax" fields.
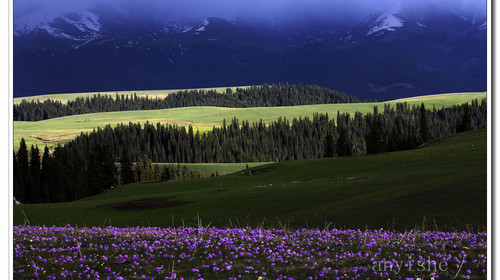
[
  {"xmin": 61, "ymin": 100, "xmax": 486, "ymax": 163},
  {"xmin": 14, "ymin": 100, "xmax": 485, "ymax": 204},
  {"xmin": 13, "ymin": 142, "xmax": 206, "ymax": 204},
  {"xmin": 13, "ymin": 84, "xmax": 360, "ymax": 121}
]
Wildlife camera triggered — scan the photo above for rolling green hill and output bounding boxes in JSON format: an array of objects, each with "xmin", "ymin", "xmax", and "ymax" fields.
[
  {"xmin": 13, "ymin": 92, "xmax": 486, "ymax": 149},
  {"xmin": 14, "ymin": 129, "xmax": 486, "ymax": 231}
]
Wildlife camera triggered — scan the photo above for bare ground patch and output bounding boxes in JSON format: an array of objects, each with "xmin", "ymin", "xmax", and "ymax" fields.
[{"xmin": 99, "ymin": 197, "xmax": 192, "ymax": 211}]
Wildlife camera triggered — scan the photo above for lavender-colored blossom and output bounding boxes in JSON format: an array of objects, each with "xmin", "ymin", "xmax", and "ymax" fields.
[{"xmin": 13, "ymin": 225, "xmax": 487, "ymax": 279}]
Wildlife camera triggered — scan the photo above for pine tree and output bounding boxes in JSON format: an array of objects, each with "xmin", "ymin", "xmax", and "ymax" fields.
[
  {"xmin": 324, "ymin": 132, "xmax": 335, "ymax": 158},
  {"xmin": 154, "ymin": 164, "xmax": 161, "ymax": 181},
  {"xmin": 336, "ymin": 128, "xmax": 350, "ymax": 157},
  {"xmin": 137, "ymin": 154, "xmax": 153, "ymax": 181},
  {"xmin": 120, "ymin": 149, "xmax": 135, "ymax": 185},
  {"xmin": 419, "ymin": 103, "xmax": 429, "ymax": 143},
  {"xmin": 72, "ymin": 150, "xmax": 87, "ymax": 199},
  {"xmin": 40, "ymin": 146, "xmax": 53, "ymax": 203},
  {"xmin": 366, "ymin": 116, "xmax": 384, "ymax": 154},
  {"xmin": 87, "ymin": 150, "xmax": 100, "ymax": 195},
  {"xmin": 14, "ymin": 139, "xmax": 29, "ymax": 203},
  {"xmin": 176, "ymin": 163, "xmax": 182, "ymax": 179},
  {"xmin": 458, "ymin": 103, "xmax": 472, "ymax": 132},
  {"xmin": 189, "ymin": 170, "xmax": 196, "ymax": 179},
  {"xmin": 13, "ymin": 149, "xmax": 21, "ymax": 203},
  {"xmin": 182, "ymin": 165, "xmax": 189, "ymax": 179},
  {"xmin": 87, "ymin": 144, "xmax": 117, "ymax": 195},
  {"xmin": 98, "ymin": 144, "xmax": 118, "ymax": 191},
  {"xmin": 28, "ymin": 145, "xmax": 41, "ymax": 203},
  {"xmin": 387, "ymin": 126, "xmax": 399, "ymax": 152},
  {"xmin": 161, "ymin": 165, "xmax": 171, "ymax": 181},
  {"xmin": 52, "ymin": 145, "xmax": 71, "ymax": 202}
]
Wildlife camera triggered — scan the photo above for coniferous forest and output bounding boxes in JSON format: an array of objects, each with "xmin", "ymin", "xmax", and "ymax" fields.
[
  {"xmin": 13, "ymin": 141, "xmax": 208, "ymax": 204},
  {"xmin": 13, "ymin": 99, "xmax": 486, "ymax": 204},
  {"xmin": 13, "ymin": 84, "xmax": 360, "ymax": 121}
]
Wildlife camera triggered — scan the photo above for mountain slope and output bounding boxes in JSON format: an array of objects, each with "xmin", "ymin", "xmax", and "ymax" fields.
[{"xmin": 13, "ymin": 2, "xmax": 486, "ymax": 100}]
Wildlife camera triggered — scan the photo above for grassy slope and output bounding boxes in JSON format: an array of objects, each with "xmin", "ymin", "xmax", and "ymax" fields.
[
  {"xmin": 14, "ymin": 92, "xmax": 486, "ymax": 149},
  {"xmin": 14, "ymin": 129, "xmax": 487, "ymax": 231},
  {"xmin": 159, "ymin": 162, "xmax": 271, "ymax": 176},
  {"xmin": 118, "ymin": 162, "xmax": 271, "ymax": 178}
]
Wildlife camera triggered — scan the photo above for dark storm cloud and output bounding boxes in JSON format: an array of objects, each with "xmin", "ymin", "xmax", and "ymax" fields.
[{"xmin": 14, "ymin": 0, "xmax": 486, "ymax": 23}]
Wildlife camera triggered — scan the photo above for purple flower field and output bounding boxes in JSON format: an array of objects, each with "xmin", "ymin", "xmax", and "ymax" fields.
[{"xmin": 13, "ymin": 225, "xmax": 487, "ymax": 279}]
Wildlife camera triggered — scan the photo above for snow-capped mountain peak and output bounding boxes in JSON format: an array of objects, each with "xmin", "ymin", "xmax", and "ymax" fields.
[
  {"xmin": 367, "ymin": 9, "xmax": 404, "ymax": 36},
  {"xmin": 32, "ymin": 10, "xmax": 103, "ymax": 49},
  {"xmin": 26, "ymin": 10, "xmax": 101, "ymax": 41},
  {"xmin": 194, "ymin": 19, "xmax": 210, "ymax": 33},
  {"xmin": 59, "ymin": 10, "xmax": 101, "ymax": 33}
]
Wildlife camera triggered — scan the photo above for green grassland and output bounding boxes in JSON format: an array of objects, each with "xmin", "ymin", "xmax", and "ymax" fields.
[
  {"xmin": 13, "ymin": 129, "xmax": 487, "ymax": 231},
  {"xmin": 156, "ymin": 162, "xmax": 271, "ymax": 176},
  {"xmin": 121, "ymin": 162, "xmax": 271, "ymax": 177},
  {"xmin": 13, "ymin": 92, "xmax": 486, "ymax": 149},
  {"xmin": 13, "ymin": 86, "xmax": 249, "ymax": 104}
]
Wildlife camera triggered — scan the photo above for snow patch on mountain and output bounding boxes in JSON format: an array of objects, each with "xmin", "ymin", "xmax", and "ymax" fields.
[
  {"xmin": 33, "ymin": 10, "xmax": 103, "ymax": 49},
  {"xmin": 14, "ymin": 23, "xmax": 32, "ymax": 36},
  {"xmin": 195, "ymin": 19, "xmax": 210, "ymax": 32},
  {"xmin": 479, "ymin": 22, "xmax": 487, "ymax": 30},
  {"xmin": 162, "ymin": 18, "xmax": 193, "ymax": 35},
  {"xmin": 39, "ymin": 23, "xmax": 78, "ymax": 40},
  {"xmin": 14, "ymin": 12, "xmax": 58, "ymax": 36},
  {"xmin": 191, "ymin": 19, "xmax": 214, "ymax": 34},
  {"xmin": 339, "ymin": 32, "xmax": 352, "ymax": 42},
  {"xmin": 61, "ymin": 10, "xmax": 101, "ymax": 33},
  {"xmin": 416, "ymin": 22, "xmax": 427, "ymax": 28},
  {"xmin": 367, "ymin": 10, "xmax": 404, "ymax": 36}
]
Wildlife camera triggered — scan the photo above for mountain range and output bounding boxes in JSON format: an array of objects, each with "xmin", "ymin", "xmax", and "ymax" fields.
[{"xmin": 13, "ymin": 1, "xmax": 487, "ymax": 100}]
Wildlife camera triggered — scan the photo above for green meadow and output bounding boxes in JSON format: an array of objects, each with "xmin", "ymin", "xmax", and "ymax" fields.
[
  {"xmin": 13, "ymin": 129, "xmax": 487, "ymax": 231},
  {"xmin": 156, "ymin": 162, "xmax": 271, "ymax": 176},
  {"xmin": 121, "ymin": 162, "xmax": 272, "ymax": 177},
  {"xmin": 13, "ymin": 92, "xmax": 486, "ymax": 149}
]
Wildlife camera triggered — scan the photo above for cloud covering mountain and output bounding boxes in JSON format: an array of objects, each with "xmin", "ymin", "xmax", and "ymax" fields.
[
  {"xmin": 13, "ymin": 0, "xmax": 487, "ymax": 99},
  {"xmin": 15, "ymin": 0, "xmax": 486, "ymax": 28}
]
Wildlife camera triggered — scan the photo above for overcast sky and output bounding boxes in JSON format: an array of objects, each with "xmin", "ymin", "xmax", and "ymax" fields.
[{"xmin": 14, "ymin": 0, "xmax": 486, "ymax": 25}]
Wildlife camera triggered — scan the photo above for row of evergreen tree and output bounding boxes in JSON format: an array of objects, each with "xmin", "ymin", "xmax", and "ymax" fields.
[
  {"xmin": 14, "ymin": 100, "xmax": 485, "ymax": 204},
  {"xmin": 13, "ymin": 143, "xmax": 205, "ymax": 204},
  {"xmin": 14, "ymin": 84, "xmax": 360, "ymax": 121},
  {"xmin": 134, "ymin": 154, "xmax": 207, "ymax": 182},
  {"xmin": 61, "ymin": 100, "xmax": 486, "ymax": 163}
]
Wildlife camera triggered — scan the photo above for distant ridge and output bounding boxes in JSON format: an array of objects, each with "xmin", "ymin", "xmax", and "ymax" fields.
[{"xmin": 14, "ymin": 2, "xmax": 486, "ymax": 100}]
